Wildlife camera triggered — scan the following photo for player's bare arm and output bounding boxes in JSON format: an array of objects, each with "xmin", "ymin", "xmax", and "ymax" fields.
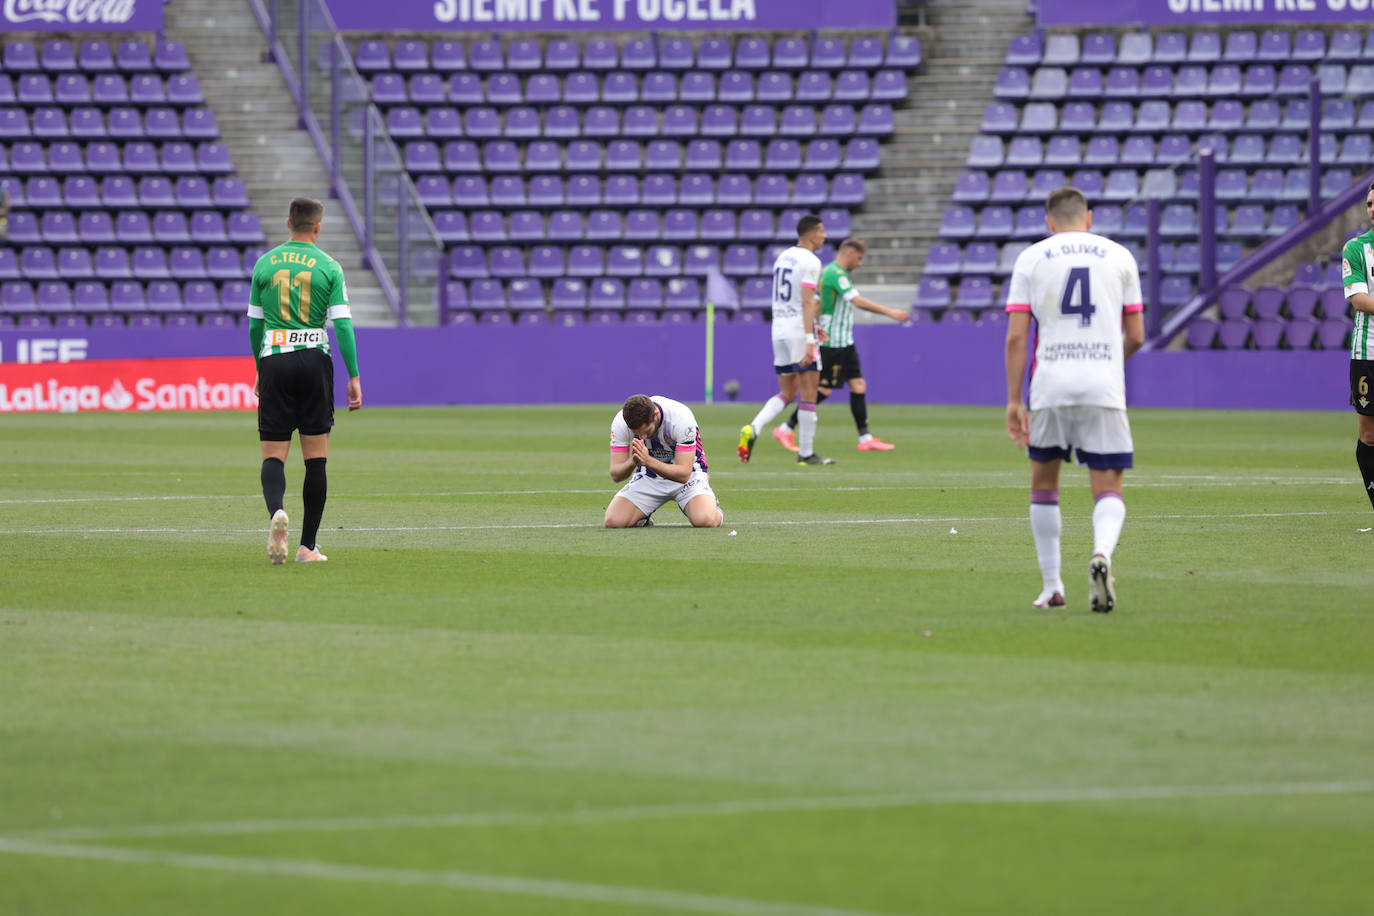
[
  {"xmin": 1350, "ymin": 292, "xmax": 1374, "ymax": 315},
  {"xmin": 1004, "ymin": 311, "xmax": 1031, "ymax": 448},
  {"xmin": 852, "ymin": 295, "xmax": 910, "ymax": 323},
  {"xmin": 1123, "ymin": 311, "xmax": 1146, "ymax": 359},
  {"xmin": 609, "ymin": 446, "xmax": 637, "ymax": 482},
  {"xmin": 629, "ymin": 438, "xmax": 694, "ymax": 484},
  {"xmin": 801, "ymin": 286, "xmax": 824, "ymax": 361}
]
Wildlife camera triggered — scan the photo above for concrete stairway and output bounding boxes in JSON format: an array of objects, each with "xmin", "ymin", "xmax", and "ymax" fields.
[
  {"xmin": 162, "ymin": 0, "xmax": 396, "ymax": 325},
  {"xmin": 853, "ymin": 0, "xmax": 1033, "ymax": 304}
]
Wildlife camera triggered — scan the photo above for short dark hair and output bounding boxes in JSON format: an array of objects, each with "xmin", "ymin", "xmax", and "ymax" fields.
[
  {"xmin": 796, "ymin": 214, "xmax": 823, "ymax": 239},
  {"xmin": 1045, "ymin": 186, "xmax": 1088, "ymax": 225},
  {"xmin": 838, "ymin": 238, "xmax": 867, "ymax": 255},
  {"xmin": 1367, "ymin": 178, "xmax": 1374, "ymax": 193},
  {"xmin": 288, "ymin": 197, "xmax": 324, "ymax": 233},
  {"xmin": 622, "ymin": 394, "xmax": 656, "ymax": 430}
]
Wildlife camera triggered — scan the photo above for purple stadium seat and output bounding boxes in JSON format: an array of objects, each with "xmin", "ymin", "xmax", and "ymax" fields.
[
  {"xmin": 676, "ymin": 72, "xmax": 711, "ymax": 104},
  {"xmin": 562, "ymin": 245, "xmax": 599, "ymax": 278},
  {"xmin": 1005, "ymin": 34, "xmax": 1041, "ymax": 66},
  {"xmin": 527, "ymin": 245, "xmax": 564, "ymax": 278},
  {"xmin": 547, "ymin": 210, "xmax": 582, "ymax": 242},
  {"xmin": 718, "ymin": 71, "xmax": 754, "ymax": 104},
  {"xmin": 696, "ymin": 105, "xmax": 734, "ymax": 137},
  {"xmin": 912, "ymin": 277, "xmax": 951, "ymax": 311},
  {"xmin": 967, "ymin": 135, "xmax": 1004, "ymax": 169},
  {"xmin": 469, "ymin": 210, "xmax": 506, "ymax": 242},
  {"xmin": 924, "ymin": 242, "xmax": 961, "ymax": 276},
  {"xmin": 1250, "ymin": 287, "xmax": 1285, "ymax": 320},
  {"xmin": 403, "ymin": 141, "xmax": 440, "ymax": 173},
  {"xmin": 226, "ymin": 212, "xmax": 263, "ymax": 244},
  {"xmin": 601, "ymin": 174, "xmax": 637, "ymax": 207},
  {"xmin": 170, "ymin": 246, "xmax": 207, "ymax": 280},
  {"xmin": 952, "ymin": 171, "xmax": 989, "ymax": 204},
  {"xmin": 757, "ymin": 72, "xmax": 792, "ymax": 104},
  {"xmin": 449, "ymin": 246, "xmax": 487, "ymax": 279},
  {"xmin": 1, "ymin": 281, "xmax": 39, "ymax": 315},
  {"xmin": 640, "ymin": 246, "xmax": 679, "ymax": 277},
  {"xmin": 1318, "ymin": 318, "xmax": 1352, "ymax": 349},
  {"xmin": 1217, "ymin": 318, "xmax": 1252, "ymax": 349},
  {"xmin": 603, "ymin": 245, "xmax": 643, "ymax": 277},
  {"xmin": 1242, "ymin": 64, "xmax": 1276, "ymax": 98},
  {"xmin": 764, "ymin": 138, "xmax": 801, "ymax": 171},
  {"xmin": 73, "ymin": 280, "xmax": 109, "ymax": 313},
  {"xmin": 1252, "ymin": 318, "xmax": 1284, "ymax": 349},
  {"xmin": 1030, "ymin": 68, "xmax": 1068, "ymax": 99},
  {"xmin": 488, "ymin": 246, "xmax": 524, "ymax": 277},
  {"xmin": 1005, "ymin": 137, "xmax": 1043, "ymax": 168},
  {"xmin": 940, "ymin": 206, "xmax": 976, "ymax": 239},
  {"xmin": 78, "ymin": 211, "xmax": 115, "ymax": 244},
  {"xmin": 1101, "ymin": 67, "xmax": 1137, "ymax": 98},
  {"xmin": 995, "ymin": 67, "xmax": 1030, "ymax": 100},
  {"xmin": 21, "ymin": 247, "xmax": 58, "ymax": 280},
  {"xmin": 624, "ymin": 209, "xmax": 661, "ymax": 241},
  {"xmin": 1284, "ymin": 317, "xmax": 1318, "ymax": 349},
  {"xmin": 1066, "ymin": 67, "xmax": 1102, "ymax": 99},
  {"xmin": 1187, "ymin": 318, "xmax": 1219, "ymax": 349},
  {"xmin": 982, "ymin": 102, "xmax": 1019, "ymax": 134},
  {"xmin": 736, "ymin": 210, "xmax": 772, "ymax": 241}
]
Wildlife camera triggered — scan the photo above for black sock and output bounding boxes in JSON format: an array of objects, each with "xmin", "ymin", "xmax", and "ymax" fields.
[
  {"xmin": 1359, "ymin": 441, "xmax": 1374, "ymax": 512},
  {"xmin": 850, "ymin": 391, "xmax": 870, "ymax": 436},
  {"xmin": 261, "ymin": 458, "xmax": 285, "ymax": 517},
  {"xmin": 301, "ymin": 457, "xmax": 327, "ymax": 549}
]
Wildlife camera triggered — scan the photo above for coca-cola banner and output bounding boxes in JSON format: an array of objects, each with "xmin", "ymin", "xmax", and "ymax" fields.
[
  {"xmin": 1, "ymin": 0, "xmax": 163, "ymax": 32},
  {"xmin": 0, "ymin": 357, "xmax": 255, "ymax": 414},
  {"xmin": 326, "ymin": 0, "xmax": 894, "ymax": 32},
  {"xmin": 1039, "ymin": 0, "xmax": 1374, "ymax": 26}
]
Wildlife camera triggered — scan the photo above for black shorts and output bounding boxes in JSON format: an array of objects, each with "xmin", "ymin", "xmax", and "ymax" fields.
[
  {"xmin": 258, "ymin": 348, "xmax": 335, "ymax": 440},
  {"xmin": 1352, "ymin": 360, "xmax": 1374, "ymax": 416},
  {"xmin": 819, "ymin": 345, "xmax": 863, "ymax": 390}
]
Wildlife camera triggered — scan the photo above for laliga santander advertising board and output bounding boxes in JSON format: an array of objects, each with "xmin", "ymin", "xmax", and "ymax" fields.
[{"xmin": 0, "ymin": 356, "xmax": 257, "ymax": 414}]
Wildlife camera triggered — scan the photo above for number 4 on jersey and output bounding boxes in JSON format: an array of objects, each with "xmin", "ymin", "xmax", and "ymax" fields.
[{"xmin": 1060, "ymin": 267, "xmax": 1096, "ymax": 327}]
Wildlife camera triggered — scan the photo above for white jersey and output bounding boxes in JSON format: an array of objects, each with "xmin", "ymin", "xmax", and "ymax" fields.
[
  {"xmin": 609, "ymin": 395, "xmax": 707, "ymax": 480},
  {"xmin": 769, "ymin": 245, "xmax": 822, "ymax": 338},
  {"xmin": 1005, "ymin": 230, "xmax": 1143, "ymax": 411}
]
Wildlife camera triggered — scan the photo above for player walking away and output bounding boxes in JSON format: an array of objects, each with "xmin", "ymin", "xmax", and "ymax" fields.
[
  {"xmin": 738, "ymin": 214, "xmax": 835, "ymax": 466},
  {"xmin": 605, "ymin": 394, "xmax": 723, "ymax": 528},
  {"xmin": 775, "ymin": 238, "xmax": 911, "ymax": 453},
  {"xmin": 248, "ymin": 197, "xmax": 362, "ymax": 564},
  {"xmin": 1004, "ymin": 187, "xmax": 1145, "ymax": 612},
  {"xmin": 1339, "ymin": 180, "xmax": 1374, "ymax": 523}
]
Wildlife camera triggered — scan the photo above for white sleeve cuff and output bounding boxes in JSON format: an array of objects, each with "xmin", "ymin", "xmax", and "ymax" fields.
[
  {"xmin": 246, "ymin": 304, "xmax": 264, "ymax": 319},
  {"xmin": 328, "ymin": 304, "xmax": 353, "ymax": 320},
  {"xmin": 1347, "ymin": 282, "xmax": 1369, "ymax": 298}
]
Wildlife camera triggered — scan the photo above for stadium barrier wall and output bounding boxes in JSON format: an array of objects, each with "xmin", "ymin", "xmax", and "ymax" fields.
[
  {"xmin": 0, "ymin": 0, "xmax": 163, "ymax": 31},
  {"xmin": 323, "ymin": 0, "xmax": 896, "ymax": 32},
  {"xmin": 0, "ymin": 325, "xmax": 1349, "ymax": 412},
  {"xmin": 1037, "ymin": 0, "xmax": 1374, "ymax": 27}
]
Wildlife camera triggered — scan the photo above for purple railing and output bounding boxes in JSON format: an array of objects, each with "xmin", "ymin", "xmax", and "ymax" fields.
[
  {"xmin": 1142, "ymin": 77, "xmax": 1367, "ymax": 350},
  {"xmin": 247, "ymin": 0, "xmax": 445, "ymax": 325}
]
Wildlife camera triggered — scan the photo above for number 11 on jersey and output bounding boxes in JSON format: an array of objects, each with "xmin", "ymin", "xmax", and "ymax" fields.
[{"xmin": 1060, "ymin": 267, "xmax": 1096, "ymax": 327}]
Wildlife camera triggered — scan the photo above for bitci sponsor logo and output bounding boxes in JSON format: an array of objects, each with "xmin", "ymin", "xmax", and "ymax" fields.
[{"xmin": 0, "ymin": 357, "xmax": 257, "ymax": 413}]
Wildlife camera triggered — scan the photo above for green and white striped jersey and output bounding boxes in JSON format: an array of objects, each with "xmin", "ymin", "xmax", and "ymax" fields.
[
  {"xmin": 1341, "ymin": 231, "xmax": 1374, "ymax": 360},
  {"xmin": 247, "ymin": 241, "xmax": 351, "ymax": 359},
  {"xmin": 818, "ymin": 261, "xmax": 860, "ymax": 348}
]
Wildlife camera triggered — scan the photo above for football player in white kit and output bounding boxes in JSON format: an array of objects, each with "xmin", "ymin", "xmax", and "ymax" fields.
[
  {"xmin": 1004, "ymin": 187, "xmax": 1146, "ymax": 612},
  {"xmin": 605, "ymin": 394, "xmax": 723, "ymax": 528},
  {"xmin": 737, "ymin": 214, "xmax": 835, "ymax": 465}
]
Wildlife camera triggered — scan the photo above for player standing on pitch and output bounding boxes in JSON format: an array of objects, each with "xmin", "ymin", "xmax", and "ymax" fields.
[
  {"xmin": 1004, "ymin": 187, "xmax": 1145, "ymax": 612},
  {"xmin": 248, "ymin": 197, "xmax": 362, "ymax": 564},
  {"xmin": 1338, "ymin": 179, "xmax": 1374, "ymax": 523}
]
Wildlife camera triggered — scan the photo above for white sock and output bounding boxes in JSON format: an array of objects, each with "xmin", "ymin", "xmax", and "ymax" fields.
[
  {"xmin": 1092, "ymin": 492, "xmax": 1126, "ymax": 561},
  {"xmin": 750, "ymin": 395, "xmax": 788, "ymax": 434},
  {"xmin": 858, "ymin": 433, "xmax": 873, "ymax": 443},
  {"xmin": 797, "ymin": 403, "xmax": 818, "ymax": 456},
  {"xmin": 1030, "ymin": 493, "xmax": 1062, "ymax": 592}
]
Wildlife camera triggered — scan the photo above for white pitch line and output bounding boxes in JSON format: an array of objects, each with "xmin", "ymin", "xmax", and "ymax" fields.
[
  {"xmin": 0, "ymin": 510, "xmax": 1357, "ymax": 537},
  {"xmin": 18, "ymin": 779, "xmax": 1374, "ymax": 843},
  {"xmin": 0, "ymin": 838, "xmax": 886, "ymax": 916},
  {"xmin": 0, "ymin": 477, "xmax": 1360, "ymax": 506}
]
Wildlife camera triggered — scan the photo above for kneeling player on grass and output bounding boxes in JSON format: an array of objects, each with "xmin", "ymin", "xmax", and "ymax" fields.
[
  {"xmin": 1004, "ymin": 187, "xmax": 1144, "ymax": 612},
  {"xmin": 249, "ymin": 197, "xmax": 362, "ymax": 564},
  {"xmin": 605, "ymin": 394, "xmax": 723, "ymax": 528}
]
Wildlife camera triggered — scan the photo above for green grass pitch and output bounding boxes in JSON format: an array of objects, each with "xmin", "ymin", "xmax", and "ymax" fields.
[{"xmin": 1, "ymin": 404, "xmax": 1371, "ymax": 915}]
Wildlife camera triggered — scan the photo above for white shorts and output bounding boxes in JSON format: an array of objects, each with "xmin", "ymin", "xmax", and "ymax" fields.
[
  {"xmin": 613, "ymin": 468, "xmax": 717, "ymax": 519},
  {"xmin": 772, "ymin": 333, "xmax": 815, "ymax": 374},
  {"xmin": 1028, "ymin": 405, "xmax": 1134, "ymax": 470}
]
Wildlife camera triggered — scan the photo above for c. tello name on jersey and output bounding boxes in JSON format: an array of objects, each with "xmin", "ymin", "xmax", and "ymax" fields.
[{"xmin": 270, "ymin": 251, "xmax": 318, "ymax": 268}]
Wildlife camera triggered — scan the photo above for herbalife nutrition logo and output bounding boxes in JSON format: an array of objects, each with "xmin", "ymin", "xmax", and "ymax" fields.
[{"xmin": 3, "ymin": 0, "xmax": 138, "ymax": 25}]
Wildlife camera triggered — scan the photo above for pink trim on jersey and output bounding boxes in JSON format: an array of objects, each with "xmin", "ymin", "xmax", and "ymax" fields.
[
  {"xmin": 610, "ymin": 445, "xmax": 630, "ymax": 453},
  {"xmin": 1123, "ymin": 303, "xmax": 1144, "ymax": 313},
  {"xmin": 801, "ymin": 282, "xmax": 817, "ymax": 289},
  {"xmin": 675, "ymin": 442, "xmax": 696, "ymax": 450},
  {"xmin": 1005, "ymin": 303, "xmax": 1032, "ymax": 312}
]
